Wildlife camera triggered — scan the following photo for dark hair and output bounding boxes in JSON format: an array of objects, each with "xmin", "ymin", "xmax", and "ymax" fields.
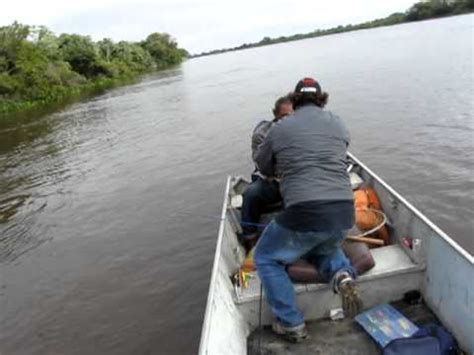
[
  {"xmin": 272, "ymin": 94, "xmax": 292, "ymax": 118},
  {"xmin": 291, "ymin": 91, "xmax": 329, "ymax": 110}
]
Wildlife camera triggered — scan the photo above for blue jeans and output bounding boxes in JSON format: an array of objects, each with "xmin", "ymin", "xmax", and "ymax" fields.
[
  {"xmin": 240, "ymin": 176, "xmax": 281, "ymax": 236},
  {"xmin": 254, "ymin": 220, "xmax": 355, "ymax": 327}
]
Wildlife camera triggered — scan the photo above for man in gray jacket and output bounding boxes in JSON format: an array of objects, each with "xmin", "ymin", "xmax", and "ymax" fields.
[{"xmin": 254, "ymin": 78, "xmax": 361, "ymax": 342}]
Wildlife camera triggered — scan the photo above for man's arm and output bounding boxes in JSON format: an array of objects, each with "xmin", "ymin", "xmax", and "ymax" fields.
[
  {"xmin": 251, "ymin": 121, "xmax": 271, "ymax": 163},
  {"xmin": 255, "ymin": 128, "xmax": 275, "ymax": 176},
  {"xmin": 342, "ymin": 119, "xmax": 351, "ymax": 147},
  {"xmin": 331, "ymin": 112, "xmax": 350, "ymax": 146}
]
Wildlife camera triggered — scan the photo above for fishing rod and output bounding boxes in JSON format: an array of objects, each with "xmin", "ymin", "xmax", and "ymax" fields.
[
  {"xmin": 175, "ymin": 210, "xmax": 268, "ymax": 228},
  {"xmin": 175, "ymin": 209, "xmax": 388, "ymax": 242}
]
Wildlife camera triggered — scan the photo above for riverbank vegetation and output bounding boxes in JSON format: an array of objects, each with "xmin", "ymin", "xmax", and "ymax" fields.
[
  {"xmin": 192, "ymin": 0, "xmax": 474, "ymax": 57},
  {"xmin": 0, "ymin": 23, "xmax": 188, "ymax": 116}
]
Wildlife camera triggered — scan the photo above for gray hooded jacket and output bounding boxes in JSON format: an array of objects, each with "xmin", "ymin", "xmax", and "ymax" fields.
[{"xmin": 255, "ymin": 104, "xmax": 352, "ymax": 208}]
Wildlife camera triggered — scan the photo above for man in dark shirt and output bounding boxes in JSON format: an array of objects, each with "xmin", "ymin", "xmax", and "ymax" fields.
[
  {"xmin": 239, "ymin": 95, "xmax": 292, "ymax": 247},
  {"xmin": 254, "ymin": 78, "xmax": 362, "ymax": 342}
]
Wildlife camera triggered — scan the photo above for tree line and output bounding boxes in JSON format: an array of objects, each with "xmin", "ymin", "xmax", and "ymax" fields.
[
  {"xmin": 0, "ymin": 23, "xmax": 188, "ymax": 116},
  {"xmin": 192, "ymin": 0, "xmax": 474, "ymax": 58}
]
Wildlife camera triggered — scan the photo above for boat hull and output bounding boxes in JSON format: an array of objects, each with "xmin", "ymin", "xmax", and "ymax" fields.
[{"xmin": 199, "ymin": 153, "xmax": 474, "ymax": 354}]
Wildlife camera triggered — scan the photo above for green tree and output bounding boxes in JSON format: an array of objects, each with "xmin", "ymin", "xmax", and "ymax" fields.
[
  {"xmin": 0, "ymin": 22, "xmax": 187, "ymax": 115},
  {"xmin": 97, "ymin": 38, "xmax": 115, "ymax": 62},
  {"xmin": 141, "ymin": 32, "xmax": 185, "ymax": 67},
  {"xmin": 112, "ymin": 41, "xmax": 155, "ymax": 73},
  {"xmin": 0, "ymin": 22, "xmax": 30, "ymax": 73},
  {"xmin": 452, "ymin": 0, "xmax": 474, "ymax": 12},
  {"xmin": 407, "ymin": 0, "xmax": 453, "ymax": 21},
  {"xmin": 58, "ymin": 34, "xmax": 109, "ymax": 78},
  {"xmin": 32, "ymin": 26, "xmax": 60, "ymax": 60}
]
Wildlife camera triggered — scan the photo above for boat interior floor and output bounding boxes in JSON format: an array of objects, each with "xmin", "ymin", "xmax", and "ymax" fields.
[{"xmin": 247, "ymin": 300, "xmax": 438, "ymax": 355}]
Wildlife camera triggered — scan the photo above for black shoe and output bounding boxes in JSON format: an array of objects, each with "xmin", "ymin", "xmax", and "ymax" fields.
[{"xmin": 238, "ymin": 233, "xmax": 259, "ymax": 253}]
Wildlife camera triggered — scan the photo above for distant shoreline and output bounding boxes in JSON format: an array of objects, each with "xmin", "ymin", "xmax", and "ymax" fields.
[{"xmin": 190, "ymin": 1, "xmax": 473, "ymax": 58}]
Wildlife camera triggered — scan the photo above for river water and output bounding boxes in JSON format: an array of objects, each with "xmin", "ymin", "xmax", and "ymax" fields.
[{"xmin": 1, "ymin": 15, "xmax": 473, "ymax": 355}]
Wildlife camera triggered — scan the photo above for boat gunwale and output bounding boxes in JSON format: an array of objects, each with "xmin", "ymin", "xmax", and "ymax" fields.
[
  {"xmin": 348, "ymin": 152, "xmax": 473, "ymax": 263},
  {"xmin": 198, "ymin": 175, "xmax": 233, "ymax": 355}
]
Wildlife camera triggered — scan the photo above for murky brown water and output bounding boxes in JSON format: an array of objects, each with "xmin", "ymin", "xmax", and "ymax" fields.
[{"xmin": 1, "ymin": 14, "xmax": 473, "ymax": 354}]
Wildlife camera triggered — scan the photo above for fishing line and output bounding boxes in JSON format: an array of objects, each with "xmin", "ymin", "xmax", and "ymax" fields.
[
  {"xmin": 258, "ymin": 282, "xmax": 263, "ymax": 355},
  {"xmin": 175, "ymin": 210, "xmax": 268, "ymax": 228}
]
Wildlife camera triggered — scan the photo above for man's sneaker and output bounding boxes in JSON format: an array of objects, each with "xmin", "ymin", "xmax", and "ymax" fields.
[
  {"xmin": 272, "ymin": 321, "xmax": 308, "ymax": 343},
  {"xmin": 334, "ymin": 272, "xmax": 363, "ymax": 318}
]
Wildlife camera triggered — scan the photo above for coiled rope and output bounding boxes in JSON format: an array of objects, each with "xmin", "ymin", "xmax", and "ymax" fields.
[{"xmin": 351, "ymin": 208, "xmax": 388, "ymax": 239}]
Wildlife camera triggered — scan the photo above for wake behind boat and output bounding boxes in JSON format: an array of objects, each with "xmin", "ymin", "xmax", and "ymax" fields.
[{"xmin": 199, "ymin": 152, "xmax": 473, "ymax": 354}]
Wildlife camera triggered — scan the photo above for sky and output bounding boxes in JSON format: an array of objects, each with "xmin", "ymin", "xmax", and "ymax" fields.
[{"xmin": 1, "ymin": 0, "xmax": 417, "ymax": 54}]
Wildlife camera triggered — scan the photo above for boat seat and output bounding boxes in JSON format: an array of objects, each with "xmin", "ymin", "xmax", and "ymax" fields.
[
  {"xmin": 234, "ymin": 244, "xmax": 422, "ymax": 304},
  {"xmin": 287, "ymin": 241, "xmax": 375, "ymax": 283}
]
